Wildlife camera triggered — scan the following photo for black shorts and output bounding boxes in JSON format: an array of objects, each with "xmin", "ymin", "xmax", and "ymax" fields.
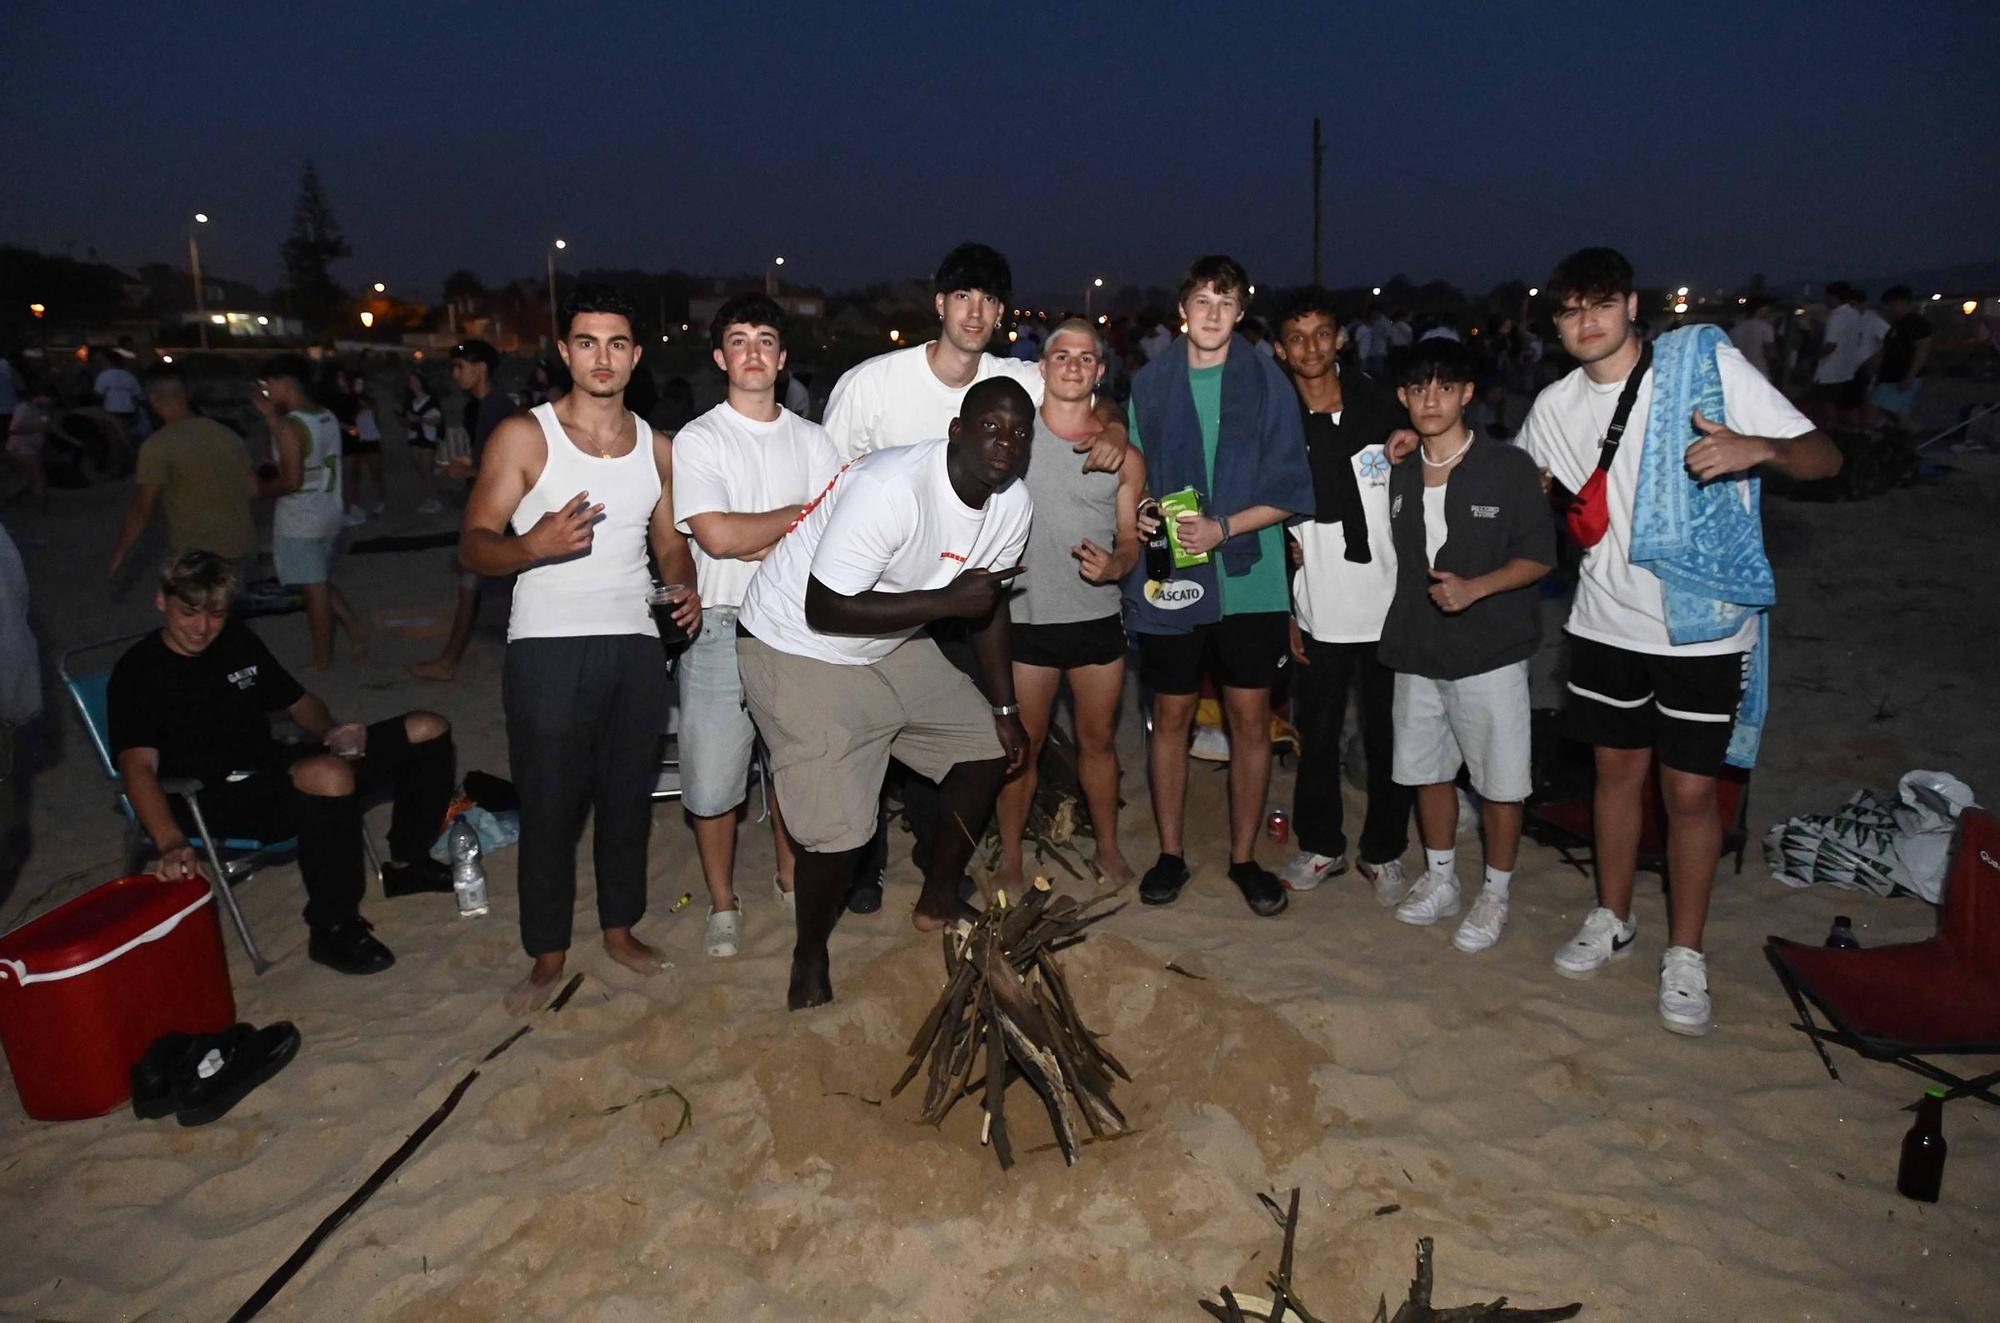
[
  {"xmin": 1562, "ymin": 635, "xmax": 1747, "ymax": 775},
  {"xmin": 1012, "ymin": 615, "xmax": 1127, "ymax": 670},
  {"xmin": 349, "ymin": 437, "xmax": 383, "ymax": 456},
  {"xmin": 1135, "ymin": 611, "xmax": 1289, "ymax": 696}
]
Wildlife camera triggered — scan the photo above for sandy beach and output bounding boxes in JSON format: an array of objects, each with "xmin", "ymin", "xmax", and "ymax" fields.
[{"xmin": 1, "ymin": 381, "xmax": 1994, "ymax": 1321}]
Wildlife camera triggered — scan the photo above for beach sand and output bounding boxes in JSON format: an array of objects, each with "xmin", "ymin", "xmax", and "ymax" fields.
[{"xmin": 1, "ymin": 388, "xmax": 1994, "ymax": 1321}]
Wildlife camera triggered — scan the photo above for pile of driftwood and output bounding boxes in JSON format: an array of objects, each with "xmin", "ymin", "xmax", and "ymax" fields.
[
  {"xmin": 1203, "ymin": 1189, "xmax": 1582, "ymax": 1323},
  {"xmin": 891, "ymin": 882, "xmax": 1126, "ymax": 1169},
  {"xmin": 977, "ymin": 721, "xmax": 1098, "ymax": 882}
]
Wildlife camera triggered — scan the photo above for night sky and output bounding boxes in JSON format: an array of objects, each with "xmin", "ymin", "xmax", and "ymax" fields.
[{"xmin": 8, "ymin": 1, "xmax": 1996, "ymax": 303}]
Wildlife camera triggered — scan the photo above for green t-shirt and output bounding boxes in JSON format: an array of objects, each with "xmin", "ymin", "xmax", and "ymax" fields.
[
  {"xmin": 1130, "ymin": 364, "xmax": 1290, "ymax": 617},
  {"xmin": 135, "ymin": 416, "xmax": 256, "ymax": 559}
]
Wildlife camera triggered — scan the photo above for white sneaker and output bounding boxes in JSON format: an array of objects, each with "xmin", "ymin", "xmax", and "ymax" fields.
[
  {"xmin": 1278, "ymin": 851, "xmax": 1345, "ymax": 892},
  {"xmin": 343, "ymin": 504, "xmax": 369, "ymax": 527},
  {"xmin": 1452, "ymin": 887, "xmax": 1509, "ymax": 952},
  {"xmin": 704, "ymin": 907, "xmax": 741, "ymax": 958},
  {"xmin": 1658, "ymin": 946, "xmax": 1713, "ymax": 1036},
  {"xmin": 1189, "ymin": 726, "xmax": 1231, "ymax": 762},
  {"xmin": 1394, "ymin": 871, "xmax": 1460, "ymax": 926},
  {"xmin": 1363, "ymin": 858, "xmax": 1413, "ymax": 908},
  {"xmin": 772, "ymin": 877, "xmax": 795, "ymax": 912},
  {"xmin": 1552, "ymin": 906, "xmax": 1639, "ymax": 978}
]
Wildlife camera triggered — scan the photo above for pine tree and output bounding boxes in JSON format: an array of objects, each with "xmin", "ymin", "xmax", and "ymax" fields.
[{"xmin": 280, "ymin": 162, "xmax": 352, "ymax": 327}]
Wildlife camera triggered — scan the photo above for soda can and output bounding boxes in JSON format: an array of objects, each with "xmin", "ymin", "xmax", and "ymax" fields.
[{"xmin": 1266, "ymin": 808, "xmax": 1290, "ymax": 844}]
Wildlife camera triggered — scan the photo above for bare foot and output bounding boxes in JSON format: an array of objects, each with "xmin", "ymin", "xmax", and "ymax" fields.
[
  {"xmin": 602, "ymin": 928, "xmax": 667, "ymax": 977},
  {"xmin": 787, "ymin": 952, "xmax": 833, "ymax": 1010},
  {"xmin": 404, "ymin": 658, "xmax": 456, "ymax": 682},
  {"xmin": 504, "ymin": 953, "xmax": 567, "ymax": 1015},
  {"xmin": 912, "ymin": 881, "xmax": 980, "ymax": 932},
  {"xmin": 1091, "ymin": 851, "xmax": 1136, "ymax": 888}
]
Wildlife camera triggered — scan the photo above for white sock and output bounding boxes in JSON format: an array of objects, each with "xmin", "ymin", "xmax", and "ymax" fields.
[
  {"xmin": 1426, "ymin": 847, "xmax": 1456, "ymax": 880},
  {"xmin": 1483, "ymin": 865, "xmax": 1513, "ymax": 898}
]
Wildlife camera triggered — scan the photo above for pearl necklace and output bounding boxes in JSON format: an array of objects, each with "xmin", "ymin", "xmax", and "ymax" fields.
[{"xmin": 1420, "ymin": 431, "xmax": 1475, "ymax": 469}]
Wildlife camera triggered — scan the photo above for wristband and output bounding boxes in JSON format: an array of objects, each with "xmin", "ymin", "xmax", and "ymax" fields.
[
  {"xmin": 991, "ymin": 703, "xmax": 1020, "ymax": 718},
  {"xmin": 1218, "ymin": 514, "xmax": 1233, "ymax": 541}
]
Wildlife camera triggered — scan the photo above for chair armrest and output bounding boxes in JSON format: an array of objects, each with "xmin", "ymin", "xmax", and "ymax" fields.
[{"xmin": 159, "ymin": 777, "xmax": 207, "ymax": 798}]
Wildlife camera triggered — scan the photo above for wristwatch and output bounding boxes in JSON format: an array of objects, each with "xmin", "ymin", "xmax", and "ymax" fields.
[{"xmin": 991, "ymin": 703, "xmax": 1020, "ymax": 717}]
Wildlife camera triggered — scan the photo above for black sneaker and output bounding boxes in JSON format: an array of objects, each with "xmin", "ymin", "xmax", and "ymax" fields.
[
  {"xmin": 1140, "ymin": 853, "xmax": 1192, "ymax": 906},
  {"xmin": 130, "ymin": 1032, "xmax": 197, "ymax": 1120},
  {"xmin": 846, "ymin": 871, "xmax": 885, "ymax": 915},
  {"xmin": 308, "ymin": 917, "xmax": 396, "ymax": 975},
  {"xmin": 1228, "ymin": 861, "xmax": 1289, "ymax": 917},
  {"xmin": 174, "ymin": 1022, "xmax": 302, "ymax": 1127},
  {"xmin": 381, "ymin": 859, "xmax": 453, "ymax": 897}
]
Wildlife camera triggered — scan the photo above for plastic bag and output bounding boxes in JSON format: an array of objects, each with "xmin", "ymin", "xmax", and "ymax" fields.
[
  {"xmin": 1764, "ymin": 769, "xmax": 1974, "ymax": 902},
  {"xmin": 429, "ymin": 805, "xmax": 521, "ymax": 864}
]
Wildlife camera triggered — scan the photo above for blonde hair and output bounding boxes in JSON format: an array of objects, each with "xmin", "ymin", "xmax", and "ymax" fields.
[{"xmin": 160, "ymin": 550, "xmax": 240, "ymax": 611}]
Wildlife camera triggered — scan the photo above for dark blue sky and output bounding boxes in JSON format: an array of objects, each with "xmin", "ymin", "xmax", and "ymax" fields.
[{"xmin": 7, "ymin": 1, "xmax": 1996, "ymax": 303}]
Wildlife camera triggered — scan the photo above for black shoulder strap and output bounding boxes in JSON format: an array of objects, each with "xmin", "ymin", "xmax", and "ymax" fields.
[{"xmin": 1594, "ymin": 342, "xmax": 1653, "ymax": 473}]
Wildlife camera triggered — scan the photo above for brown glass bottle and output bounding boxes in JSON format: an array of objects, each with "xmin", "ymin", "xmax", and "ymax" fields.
[{"xmin": 1896, "ymin": 1088, "xmax": 1947, "ymax": 1202}]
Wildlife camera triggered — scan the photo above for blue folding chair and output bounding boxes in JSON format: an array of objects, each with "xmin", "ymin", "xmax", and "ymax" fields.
[{"xmin": 59, "ymin": 634, "xmax": 380, "ymax": 976}]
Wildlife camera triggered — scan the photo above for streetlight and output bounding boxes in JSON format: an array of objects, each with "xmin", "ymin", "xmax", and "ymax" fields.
[
  {"xmin": 359, "ymin": 311, "xmax": 375, "ymax": 329},
  {"xmin": 1086, "ymin": 276, "xmax": 1104, "ymax": 317},
  {"xmin": 1528, "ymin": 287, "xmax": 1539, "ymax": 297},
  {"xmin": 372, "ymin": 282, "xmax": 386, "ymax": 294},
  {"xmin": 28, "ymin": 303, "xmax": 44, "ymax": 317},
  {"xmin": 547, "ymin": 238, "xmax": 567, "ymax": 344},
  {"xmin": 1371, "ymin": 286, "xmax": 1382, "ymax": 296},
  {"xmin": 189, "ymin": 212, "xmax": 211, "ymax": 350},
  {"xmin": 1964, "ymin": 301, "xmax": 1979, "ymax": 316},
  {"xmin": 767, "ymin": 254, "xmax": 786, "ymax": 297}
]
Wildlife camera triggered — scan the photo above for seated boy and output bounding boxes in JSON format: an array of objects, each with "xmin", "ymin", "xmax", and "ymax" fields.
[
  {"xmin": 109, "ymin": 551, "xmax": 457, "ymax": 974},
  {"xmin": 1377, "ymin": 340, "xmax": 1555, "ymax": 953}
]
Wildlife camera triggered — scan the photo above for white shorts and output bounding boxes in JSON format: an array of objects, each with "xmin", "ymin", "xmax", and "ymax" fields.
[{"xmin": 1391, "ymin": 660, "xmax": 1532, "ymax": 802}]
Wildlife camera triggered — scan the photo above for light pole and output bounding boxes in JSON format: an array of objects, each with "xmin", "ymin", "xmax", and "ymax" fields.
[
  {"xmin": 1086, "ymin": 276, "xmax": 1103, "ymax": 317},
  {"xmin": 189, "ymin": 213, "xmax": 210, "ymax": 350},
  {"xmin": 547, "ymin": 238, "xmax": 567, "ymax": 345},
  {"xmin": 767, "ymin": 255, "xmax": 785, "ymax": 297}
]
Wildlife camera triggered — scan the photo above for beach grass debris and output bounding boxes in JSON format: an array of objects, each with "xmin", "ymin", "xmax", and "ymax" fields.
[
  {"xmin": 1201, "ymin": 1188, "xmax": 1583, "ymax": 1322},
  {"xmin": 890, "ymin": 884, "xmax": 1127, "ymax": 1170}
]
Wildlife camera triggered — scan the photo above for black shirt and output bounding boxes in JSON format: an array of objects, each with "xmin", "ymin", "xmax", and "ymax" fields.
[
  {"xmin": 108, "ymin": 620, "xmax": 304, "ymax": 784},
  {"xmin": 1378, "ymin": 433, "xmax": 1556, "ymax": 681},
  {"xmin": 1300, "ymin": 370, "xmax": 1406, "ymax": 563},
  {"xmin": 1878, "ymin": 313, "xmax": 1933, "ymax": 383},
  {"xmin": 468, "ymin": 389, "xmax": 517, "ymax": 465}
]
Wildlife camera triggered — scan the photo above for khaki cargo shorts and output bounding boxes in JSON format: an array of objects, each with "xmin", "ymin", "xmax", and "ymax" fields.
[{"xmin": 736, "ymin": 635, "xmax": 1003, "ymax": 853}]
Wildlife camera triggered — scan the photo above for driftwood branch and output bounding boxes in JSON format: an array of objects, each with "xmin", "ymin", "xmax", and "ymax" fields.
[
  {"xmin": 891, "ymin": 883, "xmax": 1126, "ymax": 1170},
  {"xmin": 1204, "ymin": 1190, "xmax": 1582, "ymax": 1322}
]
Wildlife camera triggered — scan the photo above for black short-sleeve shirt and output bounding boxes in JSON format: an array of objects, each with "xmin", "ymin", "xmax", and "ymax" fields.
[{"xmin": 108, "ymin": 620, "xmax": 304, "ymax": 783}]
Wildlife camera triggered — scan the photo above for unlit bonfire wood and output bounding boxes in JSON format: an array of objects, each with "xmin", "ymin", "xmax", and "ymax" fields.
[
  {"xmin": 1201, "ymin": 1188, "xmax": 1582, "ymax": 1323},
  {"xmin": 890, "ymin": 881, "xmax": 1127, "ymax": 1169}
]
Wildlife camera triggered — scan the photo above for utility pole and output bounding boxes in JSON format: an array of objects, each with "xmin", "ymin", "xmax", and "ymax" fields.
[{"xmin": 1311, "ymin": 117, "xmax": 1324, "ymax": 287}]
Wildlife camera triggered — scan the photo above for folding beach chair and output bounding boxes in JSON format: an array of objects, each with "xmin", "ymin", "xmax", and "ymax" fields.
[
  {"xmin": 58, "ymin": 634, "xmax": 380, "ymax": 977},
  {"xmin": 1765, "ymin": 808, "xmax": 2000, "ymax": 1107},
  {"xmin": 1524, "ymin": 762, "xmax": 1752, "ymax": 879}
]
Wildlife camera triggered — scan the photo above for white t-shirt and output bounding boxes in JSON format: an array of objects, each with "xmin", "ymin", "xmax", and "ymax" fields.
[
  {"xmin": 1729, "ymin": 318, "xmax": 1775, "ymax": 377},
  {"xmin": 1422, "ymin": 482, "xmax": 1449, "ymax": 566},
  {"xmin": 671, "ymin": 401, "xmax": 842, "ymax": 609},
  {"xmin": 1855, "ymin": 309, "xmax": 1890, "ymax": 365},
  {"xmin": 822, "ymin": 343, "xmax": 1042, "ymax": 461},
  {"xmin": 1814, "ymin": 303, "xmax": 1860, "ymax": 384},
  {"xmin": 738, "ymin": 439, "xmax": 1032, "ymax": 666},
  {"xmin": 1291, "ymin": 427, "xmax": 1397, "ymax": 644},
  {"xmin": 1521, "ymin": 342, "xmax": 1813, "ymax": 656},
  {"xmin": 95, "ymin": 367, "xmax": 141, "ymax": 414}
]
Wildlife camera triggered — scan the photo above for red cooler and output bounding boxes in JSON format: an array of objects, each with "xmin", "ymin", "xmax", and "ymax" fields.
[{"xmin": 0, "ymin": 875, "xmax": 236, "ymax": 1120}]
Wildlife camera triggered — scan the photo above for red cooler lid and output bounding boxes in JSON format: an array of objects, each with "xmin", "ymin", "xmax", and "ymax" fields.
[{"xmin": 0, "ymin": 875, "xmax": 214, "ymax": 982}]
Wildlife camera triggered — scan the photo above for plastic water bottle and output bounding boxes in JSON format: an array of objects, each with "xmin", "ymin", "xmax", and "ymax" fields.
[
  {"xmin": 448, "ymin": 816, "xmax": 489, "ymax": 918},
  {"xmin": 1825, "ymin": 915, "xmax": 1861, "ymax": 949}
]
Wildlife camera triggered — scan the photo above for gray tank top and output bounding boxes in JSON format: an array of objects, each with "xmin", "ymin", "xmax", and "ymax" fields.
[{"xmin": 1014, "ymin": 416, "xmax": 1121, "ymax": 625}]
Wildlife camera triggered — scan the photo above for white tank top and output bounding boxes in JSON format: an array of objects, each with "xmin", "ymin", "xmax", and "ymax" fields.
[
  {"xmin": 506, "ymin": 403, "xmax": 661, "ymax": 640},
  {"xmin": 273, "ymin": 407, "xmax": 344, "ymax": 539}
]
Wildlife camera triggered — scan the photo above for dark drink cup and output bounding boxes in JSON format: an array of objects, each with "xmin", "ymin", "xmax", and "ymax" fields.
[{"xmin": 647, "ymin": 583, "xmax": 692, "ymax": 654}]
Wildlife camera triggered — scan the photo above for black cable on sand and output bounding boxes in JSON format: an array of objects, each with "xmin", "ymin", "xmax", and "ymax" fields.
[{"xmin": 226, "ymin": 972, "xmax": 586, "ymax": 1322}]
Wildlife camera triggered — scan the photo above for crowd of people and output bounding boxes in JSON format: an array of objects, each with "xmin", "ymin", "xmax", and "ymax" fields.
[{"xmin": 57, "ymin": 238, "xmax": 1855, "ymax": 1041}]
